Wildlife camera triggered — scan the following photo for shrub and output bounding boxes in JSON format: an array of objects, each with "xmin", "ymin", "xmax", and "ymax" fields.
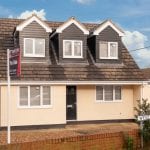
[
  {"xmin": 123, "ymin": 133, "xmax": 134, "ymax": 150},
  {"xmin": 134, "ymin": 99, "xmax": 150, "ymax": 144}
]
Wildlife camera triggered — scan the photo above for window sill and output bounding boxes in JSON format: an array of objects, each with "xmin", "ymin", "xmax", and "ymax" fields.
[
  {"xmin": 17, "ymin": 105, "xmax": 53, "ymax": 109},
  {"xmin": 24, "ymin": 55, "xmax": 45, "ymax": 58},
  {"xmin": 99, "ymin": 57, "xmax": 118, "ymax": 60},
  {"xmin": 95, "ymin": 100, "xmax": 122, "ymax": 103},
  {"xmin": 63, "ymin": 56, "xmax": 83, "ymax": 59}
]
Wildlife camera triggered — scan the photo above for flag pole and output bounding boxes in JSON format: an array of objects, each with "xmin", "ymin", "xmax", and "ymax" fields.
[{"xmin": 7, "ymin": 49, "xmax": 11, "ymax": 144}]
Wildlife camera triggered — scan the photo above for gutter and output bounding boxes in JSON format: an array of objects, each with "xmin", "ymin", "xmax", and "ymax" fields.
[{"xmin": 0, "ymin": 80, "xmax": 148, "ymax": 86}]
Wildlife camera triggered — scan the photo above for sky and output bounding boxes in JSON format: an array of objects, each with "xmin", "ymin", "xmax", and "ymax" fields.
[{"xmin": 0, "ymin": 0, "xmax": 150, "ymax": 68}]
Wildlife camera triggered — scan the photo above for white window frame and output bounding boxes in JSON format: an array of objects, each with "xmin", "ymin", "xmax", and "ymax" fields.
[
  {"xmin": 18, "ymin": 85, "xmax": 52, "ymax": 108},
  {"xmin": 99, "ymin": 42, "xmax": 118, "ymax": 59},
  {"xmin": 24, "ymin": 38, "xmax": 45, "ymax": 57},
  {"xmin": 95, "ymin": 85, "xmax": 122, "ymax": 102},
  {"xmin": 63, "ymin": 40, "xmax": 83, "ymax": 58}
]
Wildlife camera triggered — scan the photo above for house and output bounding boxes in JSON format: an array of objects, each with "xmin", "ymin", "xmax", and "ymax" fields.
[
  {"xmin": 0, "ymin": 14, "xmax": 147, "ymax": 128},
  {"xmin": 141, "ymin": 68, "xmax": 150, "ymax": 103},
  {"xmin": 141, "ymin": 68, "xmax": 150, "ymax": 81}
]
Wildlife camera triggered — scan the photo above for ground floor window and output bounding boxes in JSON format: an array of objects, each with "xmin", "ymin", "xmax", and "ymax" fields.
[
  {"xmin": 19, "ymin": 85, "xmax": 51, "ymax": 107},
  {"xmin": 96, "ymin": 85, "xmax": 122, "ymax": 102}
]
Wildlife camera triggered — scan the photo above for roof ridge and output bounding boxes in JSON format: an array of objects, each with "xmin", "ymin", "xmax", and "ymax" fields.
[{"xmin": 0, "ymin": 17, "xmax": 102, "ymax": 26}]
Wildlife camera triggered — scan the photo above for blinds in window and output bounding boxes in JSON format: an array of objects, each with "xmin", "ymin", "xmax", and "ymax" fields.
[
  {"xmin": 64, "ymin": 41, "xmax": 72, "ymax": 56},
  {"xmin": 35, "ymin": 39, "xmax": 45, "ymax": 55},
  {"xmin": 30, "ymin": 86, "xmax": 40, "ymax": 106},
  {"xmin": 74, "ymin": 41, "xmax": 81, "ymax": 56},
  {"xmin": 43, "ymin": 86, "xmax": 51, "ymax": 105},
  {"xmin": 96, "ymin": 86, "xmax": 103, "ymax": 100},
  {"xmin": 20, "ymin": 87, "xmax": 28, "ymax": 106},
  {"xmin": 105, "ymin": 85, "xmax": 113, "ymax": 101},
  {"xmin": 25, "ymin": 39, "xmax": 33, "ymax": 54},
  {"xmin": 115, "ymin": 86, "xmax": 121, "ymax": 100},
  {"xmin": 110, "ymin": 42, "xmax": 117, "ymax": 57}
]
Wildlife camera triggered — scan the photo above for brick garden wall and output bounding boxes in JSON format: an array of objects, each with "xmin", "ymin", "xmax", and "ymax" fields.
[{"xmin": 0, "ymin": 129, "xmax": 140, "ymax": 150}]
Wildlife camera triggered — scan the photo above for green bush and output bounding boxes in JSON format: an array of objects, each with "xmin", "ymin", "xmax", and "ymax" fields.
[
  {"xmin": 134, "ymin": 99, "xmax": 150, "ymax": 144},
  {"xmin": 123, "ymin": 134, "xmax": 134, "ymax": 150}
]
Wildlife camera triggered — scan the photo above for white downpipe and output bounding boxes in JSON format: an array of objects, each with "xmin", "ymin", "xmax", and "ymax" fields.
[
  {"xmin": 140, "ymin": 82, "xmax": 144, "ymax": 103},
  {"xmin": 7, "ymin": 49, "xmax": 11, "ymax": 144}
]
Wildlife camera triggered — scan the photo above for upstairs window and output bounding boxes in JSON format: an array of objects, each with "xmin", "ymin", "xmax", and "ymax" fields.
[
  {"xmin": 63, "ymin": 40, "xmax": 83, "ymax": 58},
  {"xmin": 99, "ymin": 42, "xmax": 118, "ymax": 59},
  {"xmin": 96, "ymin": 85, "xmax": 121, "ymax": 102},
  {"xmin": 24, "ymin": 38, "xmax": 45, "ymax": 57}
]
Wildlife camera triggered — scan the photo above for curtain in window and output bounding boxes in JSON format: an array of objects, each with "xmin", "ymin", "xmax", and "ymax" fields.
[{"xmin": 99, "ymin": 42, "xmax": 108, "ymax": 58}]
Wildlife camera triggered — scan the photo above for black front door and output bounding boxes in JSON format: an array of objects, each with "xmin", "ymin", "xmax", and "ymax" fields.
[{"xmin": 66, "ymin": 86, "xmax": 77, "ymax": 120}]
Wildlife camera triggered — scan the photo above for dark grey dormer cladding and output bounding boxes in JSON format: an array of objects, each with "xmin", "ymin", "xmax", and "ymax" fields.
[
  {"xmin": 88, "ymin": 26, "xmax": 122, "ymax": 64},
  {"xmin": 19, "ymin": 21, "xmax": 50, "ymax": 63},
  {"xmin": 51, "ymin": 23, "xmax": 88, "ymax": 64}
]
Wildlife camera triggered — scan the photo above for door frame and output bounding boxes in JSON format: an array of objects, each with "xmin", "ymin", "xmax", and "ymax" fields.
[{"xmin": 66, "ymin": 86, "xmax": 77, "ymax": 121}]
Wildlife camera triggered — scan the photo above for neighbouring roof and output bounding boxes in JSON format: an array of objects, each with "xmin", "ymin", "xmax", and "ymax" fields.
[
  {"xmin": 141, "ymin": 68, "xmax": 150, "ymax": 80},
  {"xmin": 0, "ymin": 18, "xmax": 146, "ymax": 81}
]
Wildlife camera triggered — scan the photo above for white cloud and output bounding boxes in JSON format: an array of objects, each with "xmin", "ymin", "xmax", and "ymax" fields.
[
  {"xmin": 17, "ymin": 9, "xmax": 46, "ymax": 20},
  {"xmin": 74, "ymin": 0, "xmax": 95, "ymax": 5},
  {"xmin": 123, "ymin": 31, "xmax": 147, "ymax": 50},
  {"xmin": 122, "ymin": 30, "xmax": 150, "ymax": 68}
]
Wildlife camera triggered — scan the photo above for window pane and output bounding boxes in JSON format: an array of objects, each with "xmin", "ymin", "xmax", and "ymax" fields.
[
  {"xmin": 115, "ymin": 86, "xmax": 121, "ymax": 100},
  {"xmin": 43, "ymin": 86, "xmax": 51, "ymax": 105},
  {"xmin": 110, "ymin": 43, "xmax": 117, "ymax": 57},
  {"xmin": 99, "ymin": 42, "xmax": 108, "ymax": 58},
  {"xmin": 25, "ymin": 39, "xmax": 33, "ymax": 54},
  {"xmin": 64, "ymin": 41, "xmax": 72, "ymax": 56},
  {"xmin": 35, "ymin": 39, "xmax": 45, "ymax": 56},
  {"xmin": 105, "ymin": 86, "xmax": 113, "ymax": 101},
  {"xmin": 96, "ymin": 86, "xmax": 103, "ymax": 100},
  {"xmin": 74, "ymin": 41, "xmax": 82, "ymax": 56},
  {"xmin": 20, "ymin": 87, "xmax": 28, "ymax": 106},
  {"xmin": 30, "ymin": 86, "xmax": 40, "ymax": 106}
]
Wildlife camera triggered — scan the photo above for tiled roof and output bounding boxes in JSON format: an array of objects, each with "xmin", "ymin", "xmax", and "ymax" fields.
[
  {"xmin": 0, "ymin": 18, "xmax": 146, "ymax": 81},
  {"xmin": 141, "ymin": 68, "xmax": 150, "ymax": 80}
]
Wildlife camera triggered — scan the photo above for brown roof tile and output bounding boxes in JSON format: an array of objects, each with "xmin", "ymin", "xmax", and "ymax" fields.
[
  {"xmin": 141, "ymin": 68, "xmax": 150, "ymax": 80},
  {"xmin": 0, "ymin": 18, "xmax": 146, "ymax": 81}
]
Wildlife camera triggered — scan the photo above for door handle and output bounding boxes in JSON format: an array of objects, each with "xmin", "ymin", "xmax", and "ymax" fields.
[{"xmin": 67, "ymin": 105, "xmax": 73, "ymax": 108}]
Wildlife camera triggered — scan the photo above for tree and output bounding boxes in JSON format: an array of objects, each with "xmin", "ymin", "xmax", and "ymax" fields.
[{"xmin": 134, "ymin": 99, "xmax": 150, "ymax": 143}]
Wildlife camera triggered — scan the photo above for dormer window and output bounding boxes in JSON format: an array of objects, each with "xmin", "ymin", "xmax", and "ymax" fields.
[
  {"xmin": 99, "ymin": 41, "xmax": 118, "ymax": 59},
  {"xmin": 24, "ymin": 38, "xmax": 45, "ymax": 57},
  {"xmin": 63, "ymin": 40, "xmax": 82, "ymax": 58}
]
